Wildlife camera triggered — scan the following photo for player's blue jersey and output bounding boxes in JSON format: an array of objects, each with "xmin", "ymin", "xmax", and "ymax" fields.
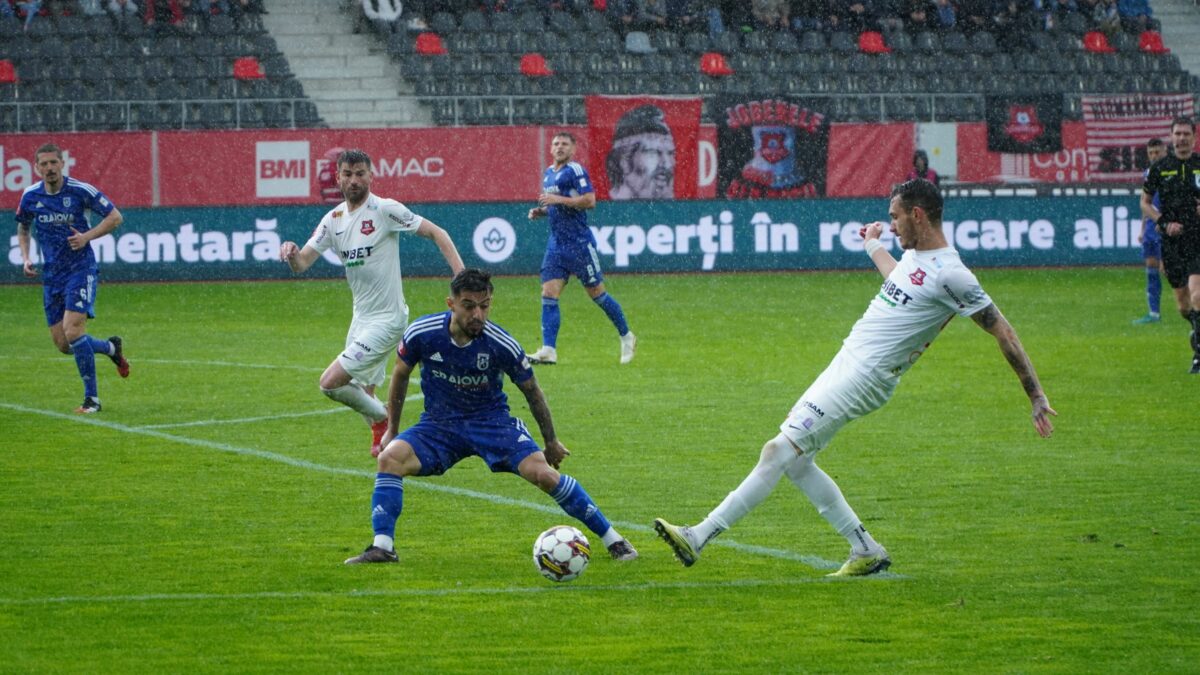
[
  {"xmin": 15, "ymin": 177, "xmax": 115, "ymax": 280},
  {"xmin": 542, "ymin": 161, "xmax": 594, "ymax": 243},
  {"xmin": 397, "ymin": 312, "xmax": 535, "ymax": 421}
]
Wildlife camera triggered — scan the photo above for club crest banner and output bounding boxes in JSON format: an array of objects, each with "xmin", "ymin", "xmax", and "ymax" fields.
[
  {"xmin": 585, "ymin": 96, "xmax": 702, "ymax": 200},
  {"xmin": 714, "ymin": 97, "xmax": 829, "ymax": 199},
  {"xmin": 986, "ymin": 95, "xmax": 1063, "ymax": 154}
]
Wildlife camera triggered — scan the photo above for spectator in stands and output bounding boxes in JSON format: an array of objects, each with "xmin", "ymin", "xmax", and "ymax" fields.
[
  {"xmin": 788, "ymin": 0, "xmax": 824, "ymax": 31},
  {"xmin": 609, "ymin": 0, "xmax": 637, "ymax": 32},
  {"xmin": 0, "ymin": 0, "xmax": 14, "ymax": 16},
  {"xmin": 144, "ymin": 0, "xmax": 183, "ymax": 25},
  {"xmin": 906, "ymin": 150, "xmax": 939, "ymax": 185},
  {"xmin": 991, "ymin": 0, "xmax": 1034, "ymax": 44},
  {"xmin": 1116, "ymin": 0, "xmax": 1151, "ymax": 32},
  {"xmin": 718, "ymin": 0, "xmax": 753, "ymax": 32},
  {"xmin": 1087, "ymin": 0, "xmax": 1119, "ymax": 36},
  {"xmin": 665, "ymin": 0, "xmax": 703, "ymax": 31},
  {"xmin": 751, "ymin": 0, "xmax": 788, "ymax": 31},
  {"xmin": 182, "ymin": 0, "xmax": 228, "ymax": 16},
  {"xmin": 636, "ymin": 0, "xmax": 669, "ymax": 30},
  {"xmin": 225, "ymin": 0, "xmax": 263, "ymax": 19},
  {"xmin": 1038, "ymin": 0, "xmax": 1077, "ymax": 30},
  {"xmin": 873, "ymin": 0, "xmax": 905, "ymax": 32},
  {"xmin": 107, "ymin": 0, "xmax": 137, "ymax": 14},
  {"xmin": 16, "ymin": 0, "xmax": 44, "ymax": 29},
  {"xmin": 832, "ymin": 0, "xmax": 876, "ymax": 33},
  {"xmin": 78, "ymin": 0, "xmax": 106, "ymax": 16},
  {"xmin": 932, "ymin": 0, "xmax": 954, "ymax": 31},
  {"xmin": 956, "ymin": 0, "xmax": 990, "ymax": 34},
  {"xmin": 902, "ymin": 0, "xmax": 933, "ymax": 32}
]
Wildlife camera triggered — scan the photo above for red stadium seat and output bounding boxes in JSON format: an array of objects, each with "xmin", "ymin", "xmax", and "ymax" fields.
[
  {"xmin": 1138, "ymin": 30, "xmax": 1169, "ymax": 54},
  {"xmin": 232, "ymin": 56, "xmax": 265, "ymax": 80},
  {"xmin": 592, "ymin": 0, "xmax": 606, "ymax": 9},
  {"xmin": 520, "ymin": 53, "xmax": 553, "ymax": 76},
  {"xmin": 858, "ymin": 31, "xmax": 890, "ymax": 54},
  {"xmin": 0, "ymin": 60, "xmax": 17, "ymax": 84},
  {"xmin": 414, "ymin": 32, "xmax": 448, "ymax": 55},
  {"xmin": 1083, "ymin": 31, "xmax": 1116, "ymax": 53},
  {"xmin": 700, "ymin": 51, "xmax": 733, "ymax": 76}
]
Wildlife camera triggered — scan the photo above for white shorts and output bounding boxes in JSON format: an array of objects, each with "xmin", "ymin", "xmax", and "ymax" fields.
[
  {"xmin": 338, "ymin": 309, "xmax": 408, "ymax": 387},
  {"xmin": 779, "ymin": 350, "xmax": 897, "ymax": 455}
]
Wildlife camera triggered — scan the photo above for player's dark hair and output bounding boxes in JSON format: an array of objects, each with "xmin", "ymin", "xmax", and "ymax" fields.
[
  {"xmin": 1147, "ymin": 137, "xmax": 1165, "ymax": 148},
  {"xmin": 451, "ymin": 268, "xmax": 494, "ymax": 296},
  {"xmin": 912, "ymin": 149, "xmax": 929, "ymax": 166},
  {"xmin": 553, "ymin": 131, "xmax": 576, "ymax": 144},
  {"xmin": 34, "ymin": 143, "xmax": 63, "ymax": 160},
  {"xmin": 891, "ymin": 178, "xmax": 943, "ymax": 222},
  {"xmin": 337, "ymin": 148, "xmax": 372, "ymax": 170},
  {"xmin": 1171, "ymin": 116, "xmax": 1195, "ymax": 132}
]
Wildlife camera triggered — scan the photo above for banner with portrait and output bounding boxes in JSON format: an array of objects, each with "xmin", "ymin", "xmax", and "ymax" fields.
[
  {"xmin": 585, "ymin": 95, "xmax": 702, "ymax": 200},
  {"xmin": 1082, "ymin": 93, "xmax": 1195, "ymax": 181},
  {"xmin": 986, "ymin": 95, "xmax": 1063, "ymax": 154},
  {"xmin": 714, "ymin": 96, "xmax": 829, "ymax": 199}
]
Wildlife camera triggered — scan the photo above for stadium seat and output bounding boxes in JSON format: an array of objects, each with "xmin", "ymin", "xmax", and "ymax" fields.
[
  {"xmin": 233, "ymin": 56, "xmax": 265, "ymax": 80},
  {"xmin": 0, "ymin": 60, "xmax": 17, "ymax": 84},
  {"xmin": 859, "ymin": 31, "xmax": 890, "ymax": 54},
  {"xmin": 208, "ymin": 14, "xmax": 234, "ymax": 36},
  {"xmin": 770, "ymin": 31, "xmax": 799, "ymax": 53},
  {"xmin": 742, "ymin": 31, "xmax": 770, "ymax": 53},
  {"xmin": 1138, "ymin": 31, "xmax": 1169, "ymax": 54},
  {"xmin": 625, "ymin": 31, "xmax": 656, "ymax": 54},
  {"xmin": 652, "ymin": 31, "xmax": 681, "ymax": 52},
  {"xmin": 430, "ymin": 12, "xmax": 458, "ymax": 33},
  {"xmin": 699, "ymin": 52, "xmax": 733, "ymax": 76},
  {"xmin": 519, "ymin": 53, "xmax": 553, "ymax": 77},
  {"xmin": 1083, "ymin": 31, "xmax": 1116, "ymax": 53},
  {"xmin": 970, "ymin": 31, "xmax": 997, "ymax": 54},
  {"xmin": 414, "ymin": 32, "xmax": 447, "ymax": 55},
  {"xmin": 941, "ymin": 31, "xmax": 968, "ymax": 53},
  {"xmin": 490, "ymin": 12, "xmax": 515, "ymax": 32},
  {"xmin": 829, "ymin": 32, "xmax": 856, "ymax": 53}
]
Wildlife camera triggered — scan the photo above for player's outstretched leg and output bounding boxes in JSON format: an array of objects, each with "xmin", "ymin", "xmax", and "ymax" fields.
[
  {"xmin": 653, "ymin": 518, "xmax": 700, "ymax": 567},
  {"xmin": 547, "ymin": 474, "xmax": 637, "ymax": 560},
  {"xmin": 590, "ymin": 292, "xmax": 635, "ymax": 364},
  {"xmin": 345, "ymin": 472, "xmax": 403, "ymax": 564},
  {"xmin": 783, "ymin": 454, "xmax": 890, "ymax": 577},
  {"xmin": 107, "ymin": 336, "xmax": 130, "ymax": 378}
]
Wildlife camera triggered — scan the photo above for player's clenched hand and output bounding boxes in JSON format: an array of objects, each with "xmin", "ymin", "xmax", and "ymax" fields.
[
  {"xmin": 279, "ymin": 241, "xmax": 299, "ymax": 261},
  {"xmin": 67, "ymin": 227, "xmax": 88, "ymax": 251},
  {"xmin": 1030, "ymin": 395, "xmax": 1056, "ymax": 438},
  {"xmin": 528, "ymin": 207, "xmax": 547, "ymax": 220},
  {"xmin": 543, "ymin": 440, "xmax": 571, "ymax": 469},
  {"xmin": 859, "ymin": 221, "xmax": 885, "ymax": 241},
  {"xmin": 22, "ymin": 260, "xmax": 38, "ymax": 278}
]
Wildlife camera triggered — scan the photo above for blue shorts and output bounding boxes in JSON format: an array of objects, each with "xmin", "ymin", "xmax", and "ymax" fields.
[
  {"xmin": 43, "ymin": 268, "xmax": 98, "ymax": 326},
  {"xmin": 399, "ymin": 415, "xmax": 542, "ymax": 476},
  {"xmin": 1142, "ymin": 220, "xmax": 1161, "ymax": 260},
  {"xmin": 541, "ymin": 240, "xmax": 604, "ymax": 287}
]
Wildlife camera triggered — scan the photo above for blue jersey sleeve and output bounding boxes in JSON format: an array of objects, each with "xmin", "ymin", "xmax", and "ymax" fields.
[
  {"xmin": 397, "ymin": 330, "xmax": 423, "ymax": 367},
  {"xmin": 84, "ymin": 187, "xmax": 115, "ymax": 219},
  {"xmin": 483, "ymin": 323, "xmax": 534, "ymax": 385},
  {"xmin": 15, "ymin": 192, "xmax": 34, "ymax": 226},
  {"xmin": 569, "ymin": 162, "xmax": 594, "ymax": 196}
]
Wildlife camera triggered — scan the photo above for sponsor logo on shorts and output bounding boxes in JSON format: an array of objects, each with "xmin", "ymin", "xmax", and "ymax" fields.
[
  {"xmin": 802, "ymin": 417, "xmax": 814, "ymax": 429},
  {"xmin": 802, "ymin": 400, "xmax": 825, "ymax": 418},
  {"xmin": 353, "ymin": 340, "xmax": 372, "ymax": 353}
]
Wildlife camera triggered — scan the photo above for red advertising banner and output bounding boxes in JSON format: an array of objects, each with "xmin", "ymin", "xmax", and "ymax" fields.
[
  {"xmin": 585, "ymin": 96, "xmax": 702, "ymax": 200},
  {"xmin": 0, "ymin": 132, "xmax": 153, "ymax": 210},
  {"xmin": 826, "ymin": 123, "xmax": 915, "ymax": 197},
  {"xmin": 1082, "ymin": 93, "xmax": 1194, "ymax": 181}
]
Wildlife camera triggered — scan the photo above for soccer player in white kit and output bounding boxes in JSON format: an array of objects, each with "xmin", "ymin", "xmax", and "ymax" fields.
[
  {"xmin": 280, "ymin": 149, "xmax": 464, "ymax": 456},
  {"xmin": 654, "ymin": 179, "xmax": 1057, "ymax": 576}
]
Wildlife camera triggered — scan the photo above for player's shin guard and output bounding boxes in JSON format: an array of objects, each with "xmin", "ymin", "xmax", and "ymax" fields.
[
  {"xmin": 541, "ymin": 297, "xmax": 561, "ymax": 348},
  {"xmin": 785, "ymin": 454, "xmax": 867, "ymax": 542},
  {"xmin": 549, "ymin": 475, "xmax": 611, "ymax": 537},
  {"xmin": 1147, "ymin": 268, "xmax": 1161, "ymax": 315},
  {"xmin": 692, "ymin": 435, "xmax": 794, "ymax": 545},
  {"xmin": 370, "ymin": 473, "xmax": 404, "ymax": 541},
  {"xmin": 322, "ymin": 383, "xmax": 387, "ymax": 421},
  {"xmin": 69, "ymin": 335, "xmax": 99, "ymax": 399},
  {"xmin": 591, "ymin": 292, "xmax": 630, "ymax": 335}
]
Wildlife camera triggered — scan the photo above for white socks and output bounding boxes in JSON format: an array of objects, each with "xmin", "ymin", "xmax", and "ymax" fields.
[
  {"xmin": 321, "ymin": 383, "xmax": 386, "ymax": 422},
  {"xmin": 691, "ymin": 434, "xmax": 883, "ymax": 556},
  {"xmin": 373, "ymin": 534, "xmax": 394, "ymax": 552}
]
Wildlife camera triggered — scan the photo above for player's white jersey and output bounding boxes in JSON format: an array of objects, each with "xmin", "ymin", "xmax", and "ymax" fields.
[
  {"xmin": 840, "ymin": 247, "xmax": 992, "ymax": 381},
  {"xmin": 305, "ymin": 193, "xmax": 421, "ymax": 324}
]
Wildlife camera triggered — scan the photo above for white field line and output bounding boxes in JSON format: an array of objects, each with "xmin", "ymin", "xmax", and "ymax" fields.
[
  {"xmin": 136, "ymin": 395, "xmax": 425, "ymax": 430},
  {"xmin": 0, "ymin": 576, "xmax": 902, "ymax": 607},
  {"xmin": 0, "ymin": 401, "xmax": 849, "ymax": 573},
  {"xmin": 0, "ymin": 355, "xmax": 326, "ymax": 372}
]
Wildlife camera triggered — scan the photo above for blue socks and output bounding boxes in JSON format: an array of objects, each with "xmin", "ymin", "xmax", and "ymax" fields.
[
  {"xmin": 592, "ymin": 292, "xmax": 629, "ymax": 336},
  {"xmin": 541, "ymin": 296, "xmax": 560, "ymax": 348},
  {"xmin": 549, "ymin": 474, "xmax": 611, "ymax": 538},
  {"xmin": 1146, "ymin": 267, "xmax": 1161, "ymax": 315},
  {"xmin": 69, "ymin": 335, "xmax": 98, "ymax": 399},
  {"xmin": 370, "ymin": 473, "xmax": 405, "ymax": 541}
]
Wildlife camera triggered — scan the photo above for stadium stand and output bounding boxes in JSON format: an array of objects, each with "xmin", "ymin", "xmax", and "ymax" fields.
[{"xmin": 0, "ymin": 7, "xmax": 319, "ymax": 132}]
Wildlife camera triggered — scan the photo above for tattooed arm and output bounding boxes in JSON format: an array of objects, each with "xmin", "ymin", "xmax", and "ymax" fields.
[{"xmin": 971, "ymin": 303, "xmax": 1057, "ymax": 438}]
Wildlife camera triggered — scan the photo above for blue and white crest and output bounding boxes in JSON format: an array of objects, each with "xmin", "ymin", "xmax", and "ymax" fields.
[
  {"xmin": 476, "ymin": 353, "xmax": 490, "ymax": 370},
  {"xmin": 63, "ymin": 197, "xmax": 72, "ymax": 208}
]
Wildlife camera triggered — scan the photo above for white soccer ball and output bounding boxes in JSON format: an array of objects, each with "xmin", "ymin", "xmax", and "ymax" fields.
[{"xmin": 532, "ymin": 525, "xmax": 591, "ymax": 582}]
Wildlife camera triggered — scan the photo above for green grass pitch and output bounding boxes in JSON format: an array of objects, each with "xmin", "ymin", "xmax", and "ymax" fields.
[{"xmin": 1, "ymin": 267, "xmax": 1196, "ymax": 672}]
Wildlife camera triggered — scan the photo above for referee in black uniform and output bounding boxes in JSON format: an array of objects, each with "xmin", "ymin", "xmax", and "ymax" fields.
[{"xmin": 1141, "ymin": 115, "xmax": 1200, "ymax": 374}]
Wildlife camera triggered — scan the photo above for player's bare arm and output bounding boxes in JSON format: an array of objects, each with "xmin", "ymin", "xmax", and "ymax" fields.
[
  {"xmin": 517, "ymin": 375, "xmax": 570, "ymax": 468},
  {"xmin": 279, "ymin": 241, "xmax": 320, "ymax": 273},
  {"xmin": 860, "ymin": 221, "xmax": 897, "ymax": 278},
  {"xmin": 414, "ymin": 218, "xmax": 465, "ymax": 274},
  {"xmin": 538, "ymin": 192, "xmax": 596, "ymax": 210},
  {"xmin": 971, "ymin": 303, "xmax": 1057, "ymax": 438},
  {"xmin": 67, "ymin": 207, "xmax": 123, "ymax": 251},
  {"xmin": 17, "ymin": 223, "xmax": 37, "ymax": 277},
  {"xmin": 382, "ymin": 357, "xmax": 416, "ymax": 447},
  {"xmin": 1140, "ymin": 190, "xmax": 1161, "ymax": 223}
]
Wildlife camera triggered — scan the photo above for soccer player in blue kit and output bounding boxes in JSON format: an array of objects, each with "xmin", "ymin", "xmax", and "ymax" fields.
[
  {"xmin": 526, "ymin": 132, "xmax": 637, "ymax": 366},
  {"xmin": 344, "ymin": 268, "xmax": 638, "ymax": 564},
  {"xmin": 1133, "ymin": 137, "xmax": 1167, "ymax": 325},
  {"xmin": 15, "ymin": 143, "xmax": 130, "ymax": 414}
]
